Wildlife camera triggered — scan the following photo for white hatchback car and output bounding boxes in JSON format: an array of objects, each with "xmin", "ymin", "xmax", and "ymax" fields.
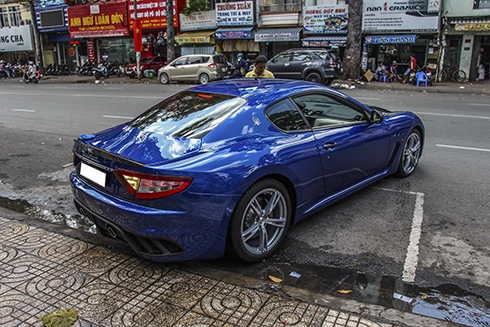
[{"xmin": 158, "ymin": 54, "xmax": 229, "ymax": 85}]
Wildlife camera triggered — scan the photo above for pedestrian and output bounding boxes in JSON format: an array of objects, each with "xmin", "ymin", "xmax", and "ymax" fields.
[
  {"xmin": 245, "ymin": 55, "xmax": 275, "ymax": 78},
  {"xmin": 403, "ymin": 53, "xmax": 417, "ymax": 84}
]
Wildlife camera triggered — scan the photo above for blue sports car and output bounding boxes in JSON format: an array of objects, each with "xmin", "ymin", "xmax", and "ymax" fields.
[{"xmin": 70, "ymin": 79, "xmax": 424, "ymax": 263}]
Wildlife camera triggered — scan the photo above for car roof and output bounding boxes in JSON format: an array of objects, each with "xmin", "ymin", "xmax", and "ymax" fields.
[{"xmin": 187, "ymin": 78, "xmax": 348, "ymax": 107}]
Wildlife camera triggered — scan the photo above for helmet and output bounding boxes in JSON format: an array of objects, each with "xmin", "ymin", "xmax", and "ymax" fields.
[
  {"xmin": 237, "ymin": 52, "xmax": 243, "ymax": 59},
  {"xmin": 28, "ymin": 61, "xmax": 34, "ymax": 65}
]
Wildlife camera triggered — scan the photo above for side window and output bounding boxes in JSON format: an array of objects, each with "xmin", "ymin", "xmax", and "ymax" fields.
[
  {"xmin": 265, "ymin": 99, "xmax": 309, "ymax": 132},
  {"xmin": 174, "ymin": 57, "xmax": 187, "ymax": 66},
  {"xmin": 273, "ymin": 53, "xmax": 291, "ymax": 63},
  {"xmin": 189, "ymin": 56, "xmax": 203, "ymax": 64},
  {"xmin": 293, "ymin": 94, "xmax": 367, "ymax": 128},
  {"xmin": 292, "ymin": 52, "xmax": 311, "ymax": 62}
]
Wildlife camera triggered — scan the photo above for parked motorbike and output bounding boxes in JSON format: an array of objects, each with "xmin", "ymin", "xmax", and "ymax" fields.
[
  {"xmin": 93, "ymin": 62, "xmax": 109, "ymax": 79},
  {"xmin": 106, "ymin": 61, "xmax": 125, "ymax": 77}
]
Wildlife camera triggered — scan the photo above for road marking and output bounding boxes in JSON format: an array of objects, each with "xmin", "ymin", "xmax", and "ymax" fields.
[
  {"xmin": 12, "ymin": 109, "xmax": 35, "ymax": 112},
  {"xmin": 103, "ymin": 115, "xmax": 133, "ymax": 120},
  {"xmin": 355, "ymin": 97, "xmax": 381, "ymax": 101},
  {"xmin": 374, "ymin": 187, "xmax": 424, "ymax": 283},
  {"xmin": 436, "ymin": 144, "xmax": 490, "ymax": 152},
  {"xmin": 467, "ymin": 103, "xmax": 490, "ymax": 107},
  {"xmin": 415, "ymin": 112, "xmax": 490, "ymax": 120},
  {"xmin": 0, "ymin": 91, "xmax": 162, "ymax": 99}
]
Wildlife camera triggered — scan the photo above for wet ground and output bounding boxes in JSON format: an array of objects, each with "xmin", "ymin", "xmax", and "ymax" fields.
[{"xmin": 1, "ymin": 194, "xmax": 489, "ymax": 327}]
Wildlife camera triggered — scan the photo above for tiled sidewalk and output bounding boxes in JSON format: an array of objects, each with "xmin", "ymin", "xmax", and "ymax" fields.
[{"xmin": 0, "ymin": 216, "xmax": 395, "ymax": 327}]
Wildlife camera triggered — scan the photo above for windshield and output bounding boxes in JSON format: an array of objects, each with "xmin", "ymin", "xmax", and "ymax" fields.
[{"xmin": 129, "ymin": 91, "xmax": 246, "ymax": 139}]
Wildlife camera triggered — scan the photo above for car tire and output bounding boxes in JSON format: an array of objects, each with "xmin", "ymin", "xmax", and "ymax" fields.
[
  {"xmin": 229, "ymin": 178, "xmax": 291, "ymax": 262},
  {"xmin": 160, "ymin": 73, "xmax": 169, "ymax": 84},
  {"xmin": 396, "ymin": 129, "xmax": 422, "ymax": 177},
  {"xmin": 324, "ymin": 79, "xmax": 333, "ymax": 86},
  {"xmin": 305, "ymin": 72, "xmax": 322, "ymax": 83},
  {"xmin": 199, "ymin": 73, "xmax": 210, "ymax": 84}
]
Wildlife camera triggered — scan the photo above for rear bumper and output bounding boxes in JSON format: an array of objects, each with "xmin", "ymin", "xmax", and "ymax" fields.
[{"xmin": 70, "ymin": 171, "xmax": 227, "ymax": 262}]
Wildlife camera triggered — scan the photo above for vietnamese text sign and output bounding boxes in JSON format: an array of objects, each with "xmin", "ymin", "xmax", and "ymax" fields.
[
  {"xmin": 68, "ymin": 3, "xmax": 129, "ymax": 38},
  {"xmin": 128, "ymin": 0, "xmax": 178, "ymax": 30},
  {"xmin": 364, "ymin": 34, "xmax": 416, "ymax": 44},
  {"xmin": 455, "ymin": 23, "xmax": 490, "ymax": 31},
  {"xmin": 362, "ymin": 0, "xmax": 439, "ymax": 33},
  {"xmin": 303, "ymin": 5, "xmax": 348, "ymax": 34},
  {"xmin": 216, "ymin": 1, "xmax": 254, "ymax": 26},
  {"xmin": 0, "ymin": 25, "xmax": 34, "ymax": 52},
  {"xmin": 180, "ymin": 10, "xmax": 216, "ymax": 31}
]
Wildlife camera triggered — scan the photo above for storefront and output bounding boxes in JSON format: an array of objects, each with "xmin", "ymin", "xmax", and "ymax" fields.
[
  {"xmin": 35, "ymin": 1, "xmax": 74, "ymax": 69},
  {"xmin": 215, "ymin": 0, "xmax": 255, "ymax": 63},
  {"xmin": 177, "ymin": 10, "xmax": 217, "ymax": 57},
  {"xmin": 67, "ymin": 0, "xmax": 130, "ymax": 65},
  {"xmin": 128, "ymin": 0, "xmax": 181, "ymax": 59},
  {"xmin": 0, "ymin": 25, "xmax": 35, "ymax": 63},
  {"xmin": 362, "ymin": 0, "xmax": 441, "ymax": 72},
  {"xmin": 254, "ymin": 27, "xmax": 302, "ymax": 59},
  {"xmin": 302, "ymin": 3, "xmax": 348, "ymax": 56}
]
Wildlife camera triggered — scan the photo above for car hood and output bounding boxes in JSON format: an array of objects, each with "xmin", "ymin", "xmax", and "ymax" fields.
[{"xmin": 80, "ymin": 124, "xmax": 202, "ymax": 165}]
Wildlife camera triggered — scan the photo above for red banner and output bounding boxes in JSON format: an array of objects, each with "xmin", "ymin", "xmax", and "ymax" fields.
[
  {"xmin": 128, "ymin": 0, "xmax": 179, "ymax": 30},
  {"xmin": 133, "ymin": 20, "xmax": 143, "ymax": 52},
  {"xmin": 68, "ymin": 3, "xmax": 129, "ymax": 38}
]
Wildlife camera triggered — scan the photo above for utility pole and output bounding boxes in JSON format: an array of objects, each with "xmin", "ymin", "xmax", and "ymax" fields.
[{"xmin": 133, "ymin": 0, "xmax": 141, "ymax": 80}]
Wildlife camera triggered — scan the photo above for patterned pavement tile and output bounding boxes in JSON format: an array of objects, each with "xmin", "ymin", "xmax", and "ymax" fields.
[
  {"xmin": 0, "ymin": 252, "xmax": 55, "ymax": 289},
  {"xmin": 0, "ymin": 219, "xmax": 31, "ymax": 243},
  {"xmin": 57, "ymin": 278, "xmax": 140, "ymax": 324},
  {"xmin": 139, "ymin": 269, "xmax": 219, "ymax": 310},
  {"xmin": 106, "ymin": 293, "xmax": 187, "ymax": 327},
  {"xmin": 98, "ymin": 256, "xmax": 171, "ymax": 293},
  {"xmin": 192, "ymin": 281, "xmax": 269, "ymax": 325},
  {"xmin": 64, "ymin": 246, "xmax": 131, "ymax": 278},
  {"xmin": 0, "ymin": 288, "xmax": 57, "ymax": 326},
  {"xmin": 249, "ymin": 295, "xmax": 331, "ymax": 327},
  {"xmin": 174, "ymin": 311, "xmax": 238, "ymax": 327}
]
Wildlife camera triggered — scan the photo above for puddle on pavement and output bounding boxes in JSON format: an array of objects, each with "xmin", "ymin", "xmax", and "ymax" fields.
[
  {"xmin": 207, "ymin": 259, "xmax": 490, "ymax": 327},
  {"xmin": 1, "ymin": 195, "xmax": 489, "ymax": 327},
  {"xmin": 0, "ymin": 195, "xmax": 96, "ymax": 234}
]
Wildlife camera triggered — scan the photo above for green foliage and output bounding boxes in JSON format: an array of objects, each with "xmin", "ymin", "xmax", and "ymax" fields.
[{"xmin": 183, "ymin": 0, "xmax": 209, "ymax": 16}]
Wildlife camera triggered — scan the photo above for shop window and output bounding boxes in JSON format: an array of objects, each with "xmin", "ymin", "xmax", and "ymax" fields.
[
  {"xmin": 0, "ymin": 7, "xmax": 8, "ymax": 28},
  {"xmin": 474, "ymin": 0, "xmax": 490, "ymax": 8},
  {"xmin": 8, "ymin": 6, "xmax": 21, "ymax": 26}
]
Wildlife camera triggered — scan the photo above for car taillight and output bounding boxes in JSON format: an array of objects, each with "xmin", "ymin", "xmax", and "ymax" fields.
[
  {"xmin": 115, "ymin": 169, "xmax": 193, "ymax": 199},
  {"xmin": 330, "ymin": 60, "xmax": 337, "ymax": 67},
  {"xmin": 208, "ymin": 62, "xmax": 217, "ymax": 68}
]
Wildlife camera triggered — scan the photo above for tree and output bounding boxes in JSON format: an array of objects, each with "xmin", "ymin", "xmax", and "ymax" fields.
[
  {"xmin": 15, "ymin": 0, "xmax": 43, "ymax": 71},
  {"xmin": 166, "ymin": 0, "xmax": 175, "ymax": 62},
  {"xmin": 342, "ymin": 0, "xmax": 362, "ymax": 80}
]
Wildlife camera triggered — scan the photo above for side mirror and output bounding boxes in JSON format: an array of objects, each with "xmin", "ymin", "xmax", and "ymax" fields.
[{"xmin": 370, "ymin": 109, "xmax": 384, "ymax": 123}]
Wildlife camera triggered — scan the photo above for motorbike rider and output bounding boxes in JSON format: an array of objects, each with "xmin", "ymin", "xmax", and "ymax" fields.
[
  {"xmin": 27, "ymin": 61, "xmax": 37, "ymax": 79},
  {"xmin": 231, "ymin": 53, "xmax": 248, "ymax": 78},
  {"xmin": 0, "ymin": 60, "xmax": 10, "ymax": 78}
]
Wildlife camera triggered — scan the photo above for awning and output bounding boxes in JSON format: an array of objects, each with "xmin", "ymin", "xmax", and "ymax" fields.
[
  {"xmin": 254, "ymin": 27, "xmax": 302, "ymax": 42},
  {"xmin": 215, "ymin": 26, "xmax": 254, "ymax": 39},
  {"xmin": 174, "ymin": 31, "xmax": 215, "ymax": 45},
  {"xmin": 302, "ymin": 35, "xmax": 347, "ymax": 47},
  {"xmin": 450, "ymin": 17, "xmax": 490, "ymax": 24}
]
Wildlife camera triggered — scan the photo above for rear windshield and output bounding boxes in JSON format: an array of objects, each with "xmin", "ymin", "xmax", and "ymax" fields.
[
  {"xmin": 129, "ymin": 91, "xmax": 246, "ymax": 139},
  {"xmin": 213, "ymin": 55, "xmax": 227, "ymax": 64},
  {"xmin": 313, "ymin": 51, "xmax": 331, "ymax": 60}
]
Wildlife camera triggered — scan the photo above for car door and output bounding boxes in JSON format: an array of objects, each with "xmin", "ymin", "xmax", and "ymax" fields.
[
  {"xmin": 288, "ymin": 51, "xmax": 313, "ymax": 80},
  {"xmin": 167, "ymin": 57, "xmax": 188, "ymax": 80},
  {"xmin": 292, "ymin": 93, "xmax": 392, "ymax": 196},
  {"xmin": 185, "ymin": 55, "xmax": 206, "ymax": 81},
  {"xmin": 266, "ymin": 53, "xmax": 292, "ymax": 79}
]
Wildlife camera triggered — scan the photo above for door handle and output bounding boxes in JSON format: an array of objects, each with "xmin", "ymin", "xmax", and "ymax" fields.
[{"xmin": 323, "ymin": 142, "xmax": 338, "ymax": 150}]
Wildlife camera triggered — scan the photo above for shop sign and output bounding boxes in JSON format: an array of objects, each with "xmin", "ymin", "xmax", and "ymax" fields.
[
  {"xmin": 0, "ymin": 25, "xmax": 34, "ymax": 52},
  {"xmin": 216, "ymin": 1, "xmax": 254, "ymax": 26},
  {"xmin": 364, "ymin": 34, "xmax": 416, "ymax": 44},
  {"xmin": 255, "ymin": 32, "xmax": 299, "ymax": 42},
  {"xmin": 216, "ymin": 30, "xmax": 251, "ymax": 39},
  {"xmin": 362, "ymin": 0, "xmax": 439, "ymax": 33},
  {"xmin": 128, "ymin": 0, "xmax": 178, "ymax": 30},
  {"xmin": 175, "ymin": 34, "xmax": 211, "ymax": 44},
  {"xmin": 455, "ymin": 23, "xmax": 490, "ymax": 31},
  {"xmin": 303, "ymin": 5, "xmax": 348, "ymax": 34},
  {"xmin": 180, "ymin": 10, "xmax": 216, "ymax": 31},
  {"xmin": 87, "ymin": 38, "xmax": 95, "ymax": 63},
  {"xmin": 37, "ymin": 0, "xmax": 65, "ymax": 8},
  {"xmin": 68, "ymin": 2, "xmax": 129, "ymax": 38}
]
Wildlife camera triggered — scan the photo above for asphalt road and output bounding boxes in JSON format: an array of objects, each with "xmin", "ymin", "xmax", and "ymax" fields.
[{"xmin": 1, "ymin": 82, "xmax": 489, "ymax": 325}]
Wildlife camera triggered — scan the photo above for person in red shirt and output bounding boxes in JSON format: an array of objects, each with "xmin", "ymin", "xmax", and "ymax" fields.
[{"xmin": 403, "ymin": 54, "xmax": 417, "ymax": 84}]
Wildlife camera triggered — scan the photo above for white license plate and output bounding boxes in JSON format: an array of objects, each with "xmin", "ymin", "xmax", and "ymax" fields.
[{"xmin": 80, "ymin": 162, "xmax": 106, "ymax": 187}]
